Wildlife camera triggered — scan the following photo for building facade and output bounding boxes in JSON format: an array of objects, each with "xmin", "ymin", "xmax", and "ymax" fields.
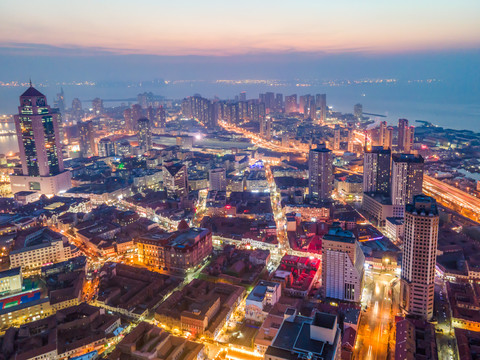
[
  {"xmin": 308, "ymin": 144, "xmax": 334, "ymax": 202},
  {"xmin": 322, "ymin": 226, "xmax": 365, "ymax": 302},
  {"xmin": 363, "ymin": 146, "xmax": 391, "ymax": 194},
  {"xmin": 400, "ymin": 195, "xmax": 439, "ymax": 320}
]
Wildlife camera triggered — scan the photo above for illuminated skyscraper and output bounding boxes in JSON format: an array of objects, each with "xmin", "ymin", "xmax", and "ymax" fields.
[
  {"xmin": 157, "ymin": 105, "xmax": 166, "ymax": 129},
  {"xmin": 131, "ymin": 104, "xmax": 143, "ymax": 130},
  {"xmin": 137, "ymin": 118, "xmax": 152, "ymax": 152},
  {"xmin": 308, "ymin": 144, "xmax": 333, "ymax": 202},
  {"xmin": 400, "ymin": 195, "xmax": 439, "ymax": 320},
  {"xmin": 363, "ymin": 146, "xmax": 391, "ymax": 195},
  {"xmin": 322, "ymin": 226, "xmax": 365, "ymax": 302},
  {"xmin": 123, "ymin": 108, "xmax": 133, "ymax": 132},
  {"xmin": 354, "ymin": 103, "xmax": 362, "ymax": 120},
  {"xmin": 11, "ymin": 85, "xmax": 71, "ymax": 195},
  {"xmin": 316, "ymin": 94, "xmax": 327, "ymax": 123},
  {"xmin": 333, "ymin": 126, "xmax": 341, "ymax": 150},
  {"xmin": 397, "ymin": 118, "xmax": 414, "ymax": 153},
  {"xmin": 92, "ymin": 98, "xmax": 103, "ymax": 115},
  {"xmin": 391, "ymin": 153, "xmax": 424, "ymax": 207},
  {"xmin": 285, "ymin": 94, "xmax": 297, "ymax": 114},
  {"xmin": 78, "ymin": 120, "xmax": 95, "ymax": 157}
]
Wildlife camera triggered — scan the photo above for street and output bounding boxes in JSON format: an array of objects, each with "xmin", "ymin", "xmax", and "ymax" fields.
[{"xmin": 355, "ymin": 269, "xmax": 399, "ymax": 360}]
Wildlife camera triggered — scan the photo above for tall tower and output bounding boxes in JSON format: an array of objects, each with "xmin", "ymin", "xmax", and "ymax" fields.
[
  {"xmin": 78, "ymin": 120, "xmax": 95, "ymax": 157},
  {"xmin": 333, "ymin": 127, "xmax": 341, "ymax": 150},
  {"xmin": 391, "ymin": 153, "xmax": 424, "ymax": 207},
  {"xmin": 354, "ymin": 103, "xmax": 363, "ymax": 121},
  {"xmin": 308, "ymin": 144, "xmax": 333, "ymax": 202},
  {"xmin": 400, "ymin": 195, "xmax": 439, "ymax": 320},
  {"xmin": 363, "ymin": 146, "xmax": 391, "ymax": 195},
  {"xmin": 11, "ymin": 85, "xmax": 71, "ymax": 195},
  {"xmin": 137, "ymin": 118, "xmax": 152, "ymax": 152},
  {"xmin": 316, "ymin": 94, "xmax": 327, "ymax": 123},
  {"xmin": 397, "ymin": 118, "xmax": 409, "ymax": 152}
]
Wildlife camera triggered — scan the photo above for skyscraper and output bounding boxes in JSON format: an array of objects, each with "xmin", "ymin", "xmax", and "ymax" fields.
[
  {"xmin": 316, "ymin": 94, "xmax": 327, "ymax": 123},
  {"xmin": 11, "ymin": 85, "xmax": 71, "ymax": 195},
  {"xmin": 363, "ymin": 146, "xmax": 391, "ymax": 195},
  {"xmin": 354, "ymin": 103, "xmax": 363, "ymax": 120},
  {"xmin": 131, "ymin": 104, "xmax": 143, "ymax": 130},
  {"xmin": 322, "ymin": 225, "xmax": 365, "ymax": 302},
  {"xmin": 78, "ymin": 120, "xmax": 95, "ymax": 157},
  {"xmin": 137, "ymin": 118, "xmax": 152, "ymax": 152},
  {"xmin": 400, "ymin": 195, "xmax": 439, "ymax": 320},
  {"xmin": 157, "ymin": 105, "xmax": 166, "ymax": 129},
  {"xmin": 92, "ymin": 98, "xmax": 103, "ymax": 115},
  {"xmin": 397, "ymin": 118, "xmax": 409, "ymax": 152},
  {"xmin": 308, "ymin": 144, "xmax": 333, "ymax": 202},
  {"xmin": 123, "ymin": 108, "xmax": 134, "ymax": 132},
  {"xmin": 333, "ymin": 127, "xmax": 341, "ymax": 150},
  {"xmin": 391, "ymin": 153, "xmax": 424, "ymax": 207},
  {"xmin": 285, "ymin": 94, "xmax": 297, "ymax": 114}
]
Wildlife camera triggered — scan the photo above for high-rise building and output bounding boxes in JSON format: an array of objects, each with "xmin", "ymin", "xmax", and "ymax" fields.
[
  {"xmin": 54, "ymin": 88, "xmax": 65, "ymax": 113},
  {"xmin": 404, "ymin": 126, "xmax": 415, "ymax": 153},
  {"xmin": 131, "ymin": 104, "xmax": 143, "ymax": 130},
  {"xmin": 209, "ymin": 168, "xmax": 226, "ymax": 191},
  {"xmin": 163, "ymin": 163, "xmax": 188, "ymax": 198},
  {"xmin": 157, "ymin": 105, "xmax": 166, "ymax": 129},
  {"xmin": 92, "ymin": 98, "xmax": 103, "ymax": 115},
  {"xmin": 275, "ymin": 93, "xmax": 283, "ymax": 112},
  {"xmin": 78, "ymin": 120, "xmax": 95, "ymax": 157},
  {"xmin": 98, "ymin": 138, "xmax": 115, "ymax": 157},
  {"xmin": 347, "ymin": 128, "xmax": 355, "ymax": 153},
  {"xmin": 354, "ymin": 103, "xmax": 363, "ymax": 120},
  {"xmin": 71, "ymin": 98, "xmax": 82, "ymax": 113},
  {"xmin": 239, "ymin": 91, "xmax": 247, "ymax": 102},
  {"xmin": 316, "ymin": 94, "xmax": 327, "ymax": 123},
  {"xmin": 391, "ymin": 153, "xmax": 424, "ymax": 207},
  {"xmin": 285, "ymin": 94, "xmax": 297, "ymax": 114},
  {"xmin": 11, "ymin": 85, "xmax": 71, "ymax": 195},
  {"xmin": 397, "ymin": 118, "xmax": 409, "ymax": 152},
  {"xmin": 123, "ymin": 108, "xmax": 133, "ymax": 132},
  {"xmin": 137, "ymin": 118, "xmax": 152, "ymax": 152},
  {"xmin": 308, "ymin": 144, "xmax": 333, "ymax": 202},
  {"xmin": 333, "ymin": 127, "xmax": 341, "ymax": 150},
  {"xmin": 363, "ymin": 146, "xmax": 391, "ymax": 195},
  {"xmin": 400, "ymin": 195, "xmax": 439, "ymax": 320},
  {"xmin": 322, "ymin": 226, "xmax": 365, "ymax": 302}
]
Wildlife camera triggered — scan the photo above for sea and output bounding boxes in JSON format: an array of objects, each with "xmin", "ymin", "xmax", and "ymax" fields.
[{"xmin": 0, "ymin": 80, "xmax": 479, "ymax": 156}]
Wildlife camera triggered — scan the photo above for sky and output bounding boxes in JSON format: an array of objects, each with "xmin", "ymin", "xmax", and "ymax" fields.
[{"xmin": 0, "ymin": 0, "xmax": 479, "ymax": 57}]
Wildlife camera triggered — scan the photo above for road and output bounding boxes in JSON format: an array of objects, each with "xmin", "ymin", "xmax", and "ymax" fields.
[
  {"xmin": 355, "ymin": 269, "xmax": 399, "ymax": 360},
  {"xmin": 423, "ymin": 175, "xmax": 480, "ymax": 223},
  {"xmin": 434, "ymin": 279, "xmax": 458, "ymax": 360}
]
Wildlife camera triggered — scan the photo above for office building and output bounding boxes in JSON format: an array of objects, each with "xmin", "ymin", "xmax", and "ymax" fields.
[
  {"xmin": 400, "ymin": 195, "xmax": 439, "ymax": 320},
  {"xmin": 265, "ymin": 310, "xmax": 341, "ymax": 360},
  {"xmin": 322, "ymin": 226, "xmax": 365, "ymax": 302},
  {"xmin": 98, "ymin": 137, "xmax": 115, "ymax": 157},
  {"xmin": 123, "ymin": 108, "xmax": 133, "ymax": 132},
  {"xmin": 363, "ymin": 146, "xmax": 391, "ymax": 194},
  {"xmin": 11, "ymin": 85, "xmax": 71, "ymax": 196},
  {"xmin": 78, "ymin": 120, "xmax": 95, "ymax": 157},
  {"xmin": 308, "ymin": 144, "xmax": 334, "ymax": 202},
  {"xmin": 333, "ymin": 127, "xmax": 341, "ymax": 150},
  {"xmin": 163, "ymin": 163, "xmax": 188, "ymax": 197},
  {"xmin": 391, "ymin": 153, "xmax": 424, "ymax": 208},
  {"xmin": 209, "ymin": 168, "xmax": 227, "ymax": 191},
  {"xmin": 137, "ymin": 117, "xmax": 152, "ymax": 152}
]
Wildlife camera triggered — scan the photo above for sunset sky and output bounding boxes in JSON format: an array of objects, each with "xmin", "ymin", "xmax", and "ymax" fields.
[{"xmin": 1, "ymin": 0, "xmax": 479, "ymax": 56}]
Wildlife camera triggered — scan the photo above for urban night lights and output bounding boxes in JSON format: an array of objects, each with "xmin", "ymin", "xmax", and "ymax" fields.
[{"xmin": 0, "ymin": 1, "xmax": 479, "ymax": 360}]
